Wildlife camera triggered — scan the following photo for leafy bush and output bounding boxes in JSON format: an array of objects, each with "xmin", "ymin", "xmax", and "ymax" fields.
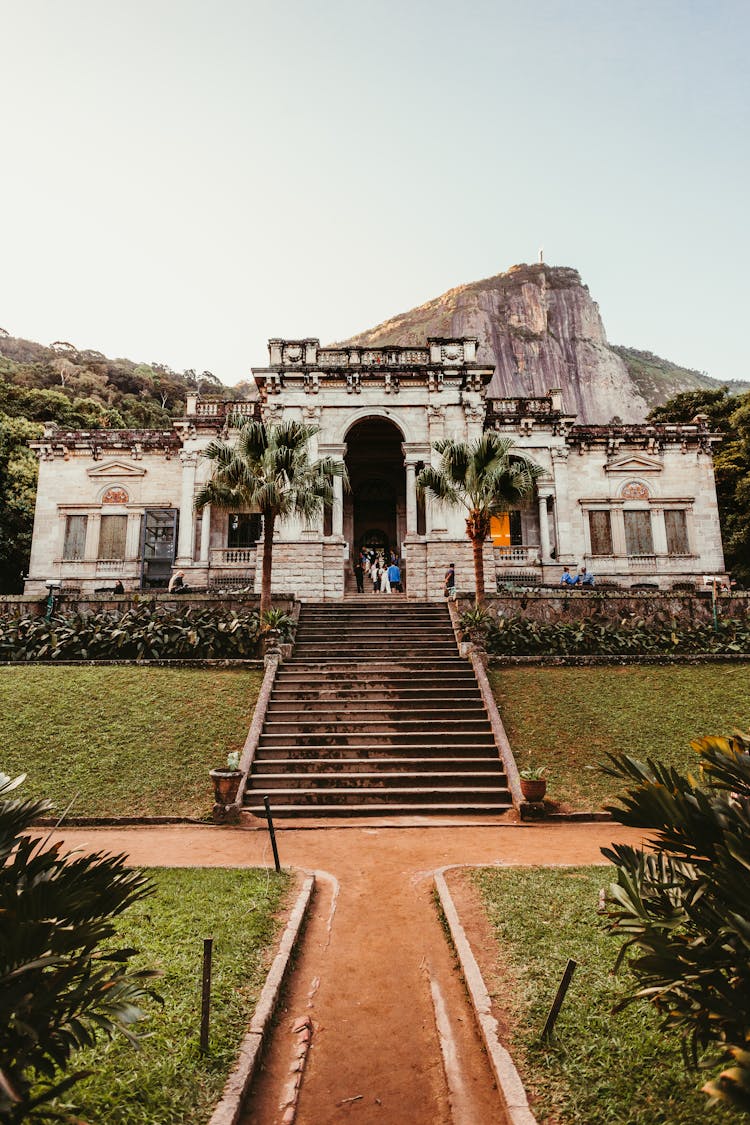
[
  {"xmin": 602, "ymin": 733, "xmax": 750, "ymax": 1114},
  {"xmin": 483, "ymin": 614, "xmax": 750, "ymax": 656},
  {"xmin": 0, "ymin": 604, "xmax": 265, "ymax": 661},
  {"xmin": 260, "ymin": 607, "xmax": 296, "ymax": 643},
  {"xmin": 0, "ymin": 772, "xmax": 158, "ymax": 1120}
]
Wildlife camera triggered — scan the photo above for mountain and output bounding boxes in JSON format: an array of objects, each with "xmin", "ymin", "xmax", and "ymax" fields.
[
  {"xmin": 337, "ymin": 263, "xmax": 747, "ymax": 423},
  {"xmin": 612, "ymin": 345, "xmax": 749, "ymax": 409}
]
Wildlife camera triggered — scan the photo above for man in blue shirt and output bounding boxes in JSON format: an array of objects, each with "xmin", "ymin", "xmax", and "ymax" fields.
[
  {"xmin": 580, "ymin": 567, "xmax": 595, "ymax": 587},
  {"xmin": 559, "ymin": 566, "xmax": 578, "ymax": 586},
  {"xmin": 387, "ymin": 561, "xmax": 402, "ymax": 593}
]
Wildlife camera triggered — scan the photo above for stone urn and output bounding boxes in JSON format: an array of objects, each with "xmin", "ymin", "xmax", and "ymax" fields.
[
  {"xmin": 520, "ymin": 776, "xmax": 547, "ymax": 802},
  {"xmin": 209, "ymin": 768, "xmax": 242, "ymax": 807}
]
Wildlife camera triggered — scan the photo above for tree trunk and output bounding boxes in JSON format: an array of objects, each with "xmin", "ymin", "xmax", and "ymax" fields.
[
  {"xmin": 260, "ymin": 510, "xmax": 275, "ymax": 618},
  {"xmin": 471, "ymin": 530, "xmax": 486, "ymax": 607}
]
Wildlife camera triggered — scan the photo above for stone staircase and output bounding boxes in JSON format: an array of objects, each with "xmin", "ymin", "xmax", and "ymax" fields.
[{"xmin": 243, "ymin": 599, "xmax": 512, "ymax": 817}]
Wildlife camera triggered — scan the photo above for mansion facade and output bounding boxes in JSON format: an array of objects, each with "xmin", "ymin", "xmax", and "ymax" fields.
[{"xmin": 24, "ymin": 337, "xmax": 727, "ymax": 599}]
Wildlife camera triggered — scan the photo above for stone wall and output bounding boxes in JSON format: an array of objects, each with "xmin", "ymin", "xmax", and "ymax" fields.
[
  {"xmin": 455, "ymin": 589, "xmax": 750, "ymax": 625},
  {"xmin": 0, "ymin": 592, "xmax": 297, "ymax": 619}
]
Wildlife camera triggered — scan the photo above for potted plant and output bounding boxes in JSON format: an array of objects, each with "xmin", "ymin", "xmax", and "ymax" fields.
[
  {"xmin": 519, "ymin": 765, "xmax": 547, "ymax": 802},
  {"xmin": 210, "ymin": 750, "xmax": 243, "ymax": 807}
]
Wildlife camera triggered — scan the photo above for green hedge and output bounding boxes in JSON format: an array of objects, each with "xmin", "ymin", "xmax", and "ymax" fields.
[
  {"xmin": 0, "ymin": 604, "xmax": 263, "ymax": 661},
  {"xmin": 484, "ymin": 615, "xmax": 750, "ymax": 656}
]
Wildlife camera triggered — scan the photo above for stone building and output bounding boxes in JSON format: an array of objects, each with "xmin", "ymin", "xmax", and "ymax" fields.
[{"xmin": 24, "ymin": 336, "xmax": 727, "ymax": 598}]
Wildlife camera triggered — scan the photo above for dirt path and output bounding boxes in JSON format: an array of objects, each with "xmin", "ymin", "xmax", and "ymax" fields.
[{"xmin": 46, "ymin": 820, "xmax": 647, "ymax": 1124}]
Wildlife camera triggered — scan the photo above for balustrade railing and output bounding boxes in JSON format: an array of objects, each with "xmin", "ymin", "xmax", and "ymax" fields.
[
  {"xmin": 494, "ymin": 545, "xmax": 541, "ymax": 565},
  {"xmin": 210, "ymin": 547, "xmax": 258, "ymax": 566}
]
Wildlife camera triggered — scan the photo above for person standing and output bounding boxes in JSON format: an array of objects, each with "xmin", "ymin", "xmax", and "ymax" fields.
[
  {"xmin": 371, "ymin": 560, "xmax": 381, "ymax": 593},
  {"xmin": 354, "ymin": 559, "xmax": 364, "ymax": 593},
  {"xmin": 387, "ymin": 560, "xmax": 401, "ymax": 593},
  {"xmin": 380, "ymin": 564, "xmax": 391, "ymax": 594},
  {"xmin": 444, "ymin": 562, "xmax": 455, "ymax": 597}
]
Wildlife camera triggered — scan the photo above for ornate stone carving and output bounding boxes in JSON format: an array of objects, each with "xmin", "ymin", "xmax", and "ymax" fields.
[
  {"xmin": 441, "ymin": 344, "xmax": 462, "ymax": 364},
  {"xmin": 102, "ymin": 486, "xmax": 129, "ymax": 505},
  {"xmin": 621, "ymin": 480, "xmax": 650, "ymax": 500},
  {"xmin": 284, "ymin": 344, "xmax": 303, "ymax": 364},
  {"xmin": 303, "ymin": 404, "xmax": 322, "ymax": 422},
  {"xmin": 427, "ymin": 404, "xmax": 446, "ymax": 420}
]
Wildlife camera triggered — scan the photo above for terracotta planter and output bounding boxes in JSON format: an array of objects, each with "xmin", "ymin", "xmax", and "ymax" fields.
[
  {"xmin": 210, "ymin": 768, "xmax": 242, "ymax": 806},
  {"xmin": 520, "ymin": 777, "xmax": 547, "ymax": 802}
]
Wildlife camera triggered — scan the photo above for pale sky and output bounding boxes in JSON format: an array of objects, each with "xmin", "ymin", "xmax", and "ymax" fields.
[{"xmin": 2, "ymin": 0, "xmax": 748, "ymax": 385}]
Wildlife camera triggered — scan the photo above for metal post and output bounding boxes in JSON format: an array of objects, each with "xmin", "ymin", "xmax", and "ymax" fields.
[
  {"xmin": 199, "ymin": 937, "xmax": 213, "ymax": 1054},
  {"xmin": 263, "ymin": 795, "xmax": 281, "ymax": 873},
  {"xmin": 541, "ymin": 958, "xmax": 577, "ymax": 1040},
  {"xmin": 712, "ymin": 577, "xmax": 719, "ymax": 634}
]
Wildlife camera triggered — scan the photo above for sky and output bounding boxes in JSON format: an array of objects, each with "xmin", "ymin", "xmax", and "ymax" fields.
[{"xmin": 2, "ymin": 0, "xmax": 749, "ymax": 385}]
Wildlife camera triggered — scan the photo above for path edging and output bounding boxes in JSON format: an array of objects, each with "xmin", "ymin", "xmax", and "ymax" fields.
[
  {"xmin": 434, "ymin": 868, "xmax": 537, "ymax": 1125},
  {"xmin": 208, "ymin": 871, "xmax": 315, "ymax": 1125}
]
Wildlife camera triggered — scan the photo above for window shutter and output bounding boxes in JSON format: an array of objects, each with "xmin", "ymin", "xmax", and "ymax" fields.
[
  {"xmin": 665, "ymin": 510, "xmax": 689, "ymax": 555},
  {"xmin": 624, "ymin": 510, "xmax": 654, "ymax": 555},
  {"xmin": 63, "ymin": 515, "xmax": 87, "ymax": 560},
  {"xmin": 98, "ymin": 515, "xmax": 128, "ymax": 559},
  {"xmin": 588, "ymin": 511, "xmax": 613, "ymax": 555}
]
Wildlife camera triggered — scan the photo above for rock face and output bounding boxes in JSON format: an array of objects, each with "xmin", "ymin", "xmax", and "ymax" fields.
[{"xmin": 338, "ymin": 263, "xmax": 650, "ymax": 423}]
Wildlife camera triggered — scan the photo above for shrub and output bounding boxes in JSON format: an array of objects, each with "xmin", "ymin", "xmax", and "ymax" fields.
[
  {"xmin": 0, "ymin": 773, "xmax": 159, "ymax": 1120},
  {"xmin": 0, "ymin": 604, "xmax": 265, "ymax": 661},
  {"xmin": 602, "ymin": 734, "xmax": 750, "ymax": 1114},
  {"xmin": 483, "ymin": 614, "xmax": 750, "ymax": 656}
]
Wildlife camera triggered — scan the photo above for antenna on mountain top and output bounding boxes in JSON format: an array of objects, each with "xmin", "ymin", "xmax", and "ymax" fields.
[{"xmin": 538, "ymin": 247, "xmax": 544, "ymax": 264}]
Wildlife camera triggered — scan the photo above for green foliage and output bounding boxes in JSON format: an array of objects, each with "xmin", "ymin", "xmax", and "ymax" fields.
[
  {"xmin": 484, "ymin": 613, "xmax": 750, "ymax": 656},
  {"xmin": 471, "ymin": 865, "xmax": 736, "ymax": 1124},
  {"xmin": 416, "ymin": 433, "xmax": 542, "ymax": 605},
  {"xmin": 648, "ymin": 387, "xmax": 750, "ymax": 587},
  {"xmin": 0, "ymin": 773, "xmax": 159, "ymax": 1121},
  {"xmin": 196, "ymin": 418, "xmax": 344, "ymax": 615},
  {"xmin": 518, "ymin": 764, "xmax": 546, "ymax": 780},
  {"xmin": 602, "ymin": 734, "xmax": 750, "ymax": 1114},
  {"xmin": 260, "ymin": 607, "xmax": 296, "ymax": 642},
  {"xmin": 0, "ymin": 413, "xmax": 41, "ymax": 592},
  {"xmin": 1, "ymin": 666, "xmax": 262, "ymax": 817},
  {"xmin": 459, "ymin": 606, "xmax": 493, "ymax": 642},
  {"xmin": 0, "ymin": 604, "xmax": 263, "ymax": 661},
  {"xmin": 614, "ymin": 346, "xmax": 749, "ymax": 407}
]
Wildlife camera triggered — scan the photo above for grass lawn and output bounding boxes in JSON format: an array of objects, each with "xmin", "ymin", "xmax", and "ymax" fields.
[
  {"xmin": 0, "ymin": 666, "xmax": 263, "ymax": 817},
  {"xmin": 489, "ymin": 664, "xmax": 750, "ymax": 810},
  {"xmin": 470, "ymin": 865, "xmax": 735, "ymax": 1125},
  {"xmin": 47, "ymin": 867, "xmax": 291, "ymax": 1125}
]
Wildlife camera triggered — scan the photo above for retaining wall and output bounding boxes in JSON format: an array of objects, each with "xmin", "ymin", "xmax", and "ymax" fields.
[
  {"xmin": 455, "ymin": 589, "xmax": 750, "ymax": 625},
  {"xmin": 0, "ymin": 593, "xmax": 298, "ymax": 619}
]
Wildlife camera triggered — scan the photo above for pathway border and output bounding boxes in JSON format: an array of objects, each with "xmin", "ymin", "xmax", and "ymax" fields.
[
  {"xmin": 208, "ymin": 870, "xmax": 315, "ymax": 1125},
  {"xmin": 434, "ymin": 867, "xmax": 537, "ymax": 1125}
]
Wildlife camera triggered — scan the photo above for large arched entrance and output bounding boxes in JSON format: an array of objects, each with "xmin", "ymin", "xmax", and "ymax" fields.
[{"xmin": 343, "ymin": 417, "xmax": 405, "ymax": 561}]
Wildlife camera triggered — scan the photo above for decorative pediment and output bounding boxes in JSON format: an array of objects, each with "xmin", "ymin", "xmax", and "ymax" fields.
[
  {"xmin": 604, "ymin": 453, "xmax": 663, "ymax": 474},
  {"xmin": 87, "ymin": 459, "xmax": 146, "ymax": 479}
]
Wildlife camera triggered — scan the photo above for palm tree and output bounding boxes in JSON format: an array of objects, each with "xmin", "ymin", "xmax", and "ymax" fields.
[
  {"xmin": 195, "ymin": 417, "xmax": 344, "ymax": 617},
  {"xmin": 416, "ymin": 433, "xmax": 542, "ymax": 606}
]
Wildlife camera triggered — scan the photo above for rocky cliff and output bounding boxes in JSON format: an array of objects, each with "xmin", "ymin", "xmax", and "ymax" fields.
[{"xmin": 338, "ymin": 263, "xmax": 650, "ymax": 423}]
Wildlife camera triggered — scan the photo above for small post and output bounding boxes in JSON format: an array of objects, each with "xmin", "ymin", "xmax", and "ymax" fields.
[
  {"xmin": 712, "ymin": 577, "xmax": 719, "ymax": 634},
  {"xmin": 200, "ymin": 937, "xmax": 213, "ymax": 1054},
  {"xmin": 263, "ymin": 795, "xmax": 281, "ymax": 874},
  {"xmin": 541, "ymin": 958, "xmax": 577, "ymax": 1040}
]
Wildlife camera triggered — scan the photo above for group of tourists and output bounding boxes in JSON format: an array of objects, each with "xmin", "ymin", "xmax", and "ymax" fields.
[{"xmin": 354, "ymin": 549, "xmax": 402, "ymax": 594}]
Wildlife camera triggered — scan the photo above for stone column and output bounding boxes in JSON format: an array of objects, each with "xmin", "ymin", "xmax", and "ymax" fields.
[
  {"xmin": 405, "ymin": 462, "xmax": 417, "ymax": 535},
  {"xmin": 199, "ymin": 503, "xmax": 211, "ymax": 564},
  {"xmin": 176, "ymin": 452, "xmax": 197, "ymax": 564},
  {"xmin": 538, "ymin": 492, "xmax": 552, "ymax": 562},
  {"xmin": 332, "ymin": 470, "xmax": 344, "ymax": 537},
  {"xmin": 551, "ymin": 447, "xmax": 573, "ymax": 561}
]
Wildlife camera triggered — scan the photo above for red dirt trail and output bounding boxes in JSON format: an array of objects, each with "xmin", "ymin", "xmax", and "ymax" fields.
[{"xmin": 46, "ymin": 819, "xmax": 647, "ymax": 1125}]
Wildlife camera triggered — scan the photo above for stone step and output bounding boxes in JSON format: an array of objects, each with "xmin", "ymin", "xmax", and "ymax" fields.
[
  {"xmin": 254, "ymin": 744, "xmax": 500, "ymax": 760},
  {"xmin": 244, "ymin": 801, "xmax": 512, "ymax": 818},
  {"xmin": 253, "ymin": 756, "xmax": 501, "ymax": 772},
  {"xmin": 269, "ymin": 686, "xmax": 482, "ymax": 699},
  {"xmin": 262, "ymin": 717, "xmax": 492, "ymax": 734},
  {"xmin": 258, "ymin": 732, "xmax": 497, "ymax": 748},
  {"xmin": 285, "ymin": 661, "xmax": 469, "ymax": 673},
  {"xmin": 244, "ymin": 785, "xmax": 510, "ymax": 807},
  {"xmin": 265, "ymin": 701, "xmax": 487, "ymax": 716},
  {"xmin": 248, "ymin": 770, "xmax": 503, "ymax": 789}
]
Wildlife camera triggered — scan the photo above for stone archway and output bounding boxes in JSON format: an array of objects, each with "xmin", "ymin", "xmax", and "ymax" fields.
[{"xmin": 343, "ymin": 417, "xmax": 406, "ymax": 560}]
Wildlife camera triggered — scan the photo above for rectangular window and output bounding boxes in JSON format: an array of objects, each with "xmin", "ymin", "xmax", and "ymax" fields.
[
  {"xmin": 588, "ymin": 510, "xmax": 613, "ymax": 555},
  {"xmin": 665, "ymin": 509, "xmax": 690, "ymax": 555},
  {"xmin": 228, "ymin": 513, "xmax": 261, "ymax": 548},
  {"xmin": 509, "ymin": 510, "xmax": 523, "ymax": 546},
  {"xmin": 63, "ymin": 515, "xmax": 87, "ymax": 560},
  {"xmin": 98, "ymin": 514, "xmax": 127, "ymax": 559},
  {"xmin": 624, "ymin": 510, "xmax": 654, "ymax": 555}
]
